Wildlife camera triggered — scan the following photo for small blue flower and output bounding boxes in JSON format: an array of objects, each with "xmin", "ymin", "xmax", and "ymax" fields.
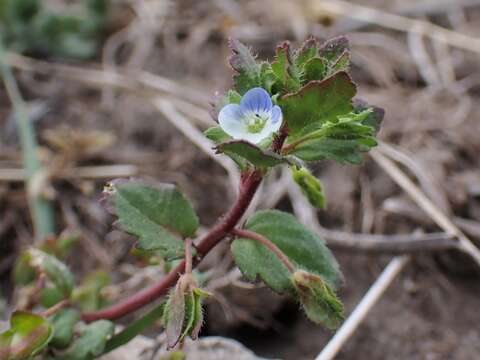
[{"xmin": 218, "ymin": 88, "xmax": 283, "ymax": 144}]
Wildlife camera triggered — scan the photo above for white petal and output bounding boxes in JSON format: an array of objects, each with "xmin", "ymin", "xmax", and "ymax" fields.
[{"xmin": 218, "ymin": 103, "xmax": 246, "ymax": 138}]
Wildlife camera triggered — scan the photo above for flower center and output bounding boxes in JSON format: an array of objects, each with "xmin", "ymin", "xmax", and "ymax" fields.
[{"xmin": 245, "ymin": 112, "xmax": 268, "ymax": 133}]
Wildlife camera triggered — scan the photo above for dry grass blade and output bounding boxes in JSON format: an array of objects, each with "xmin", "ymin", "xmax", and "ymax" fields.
[
  {"xmin": 315, "ymin": 0, "xmax": 480, "ymax": 55},
  {"xmin": 316, "ymin": 256, "xmax": 410, "ymax": 360},
  {"xmin": 371, "ymin": 147, "xmax": 480, "ymax": 265}
]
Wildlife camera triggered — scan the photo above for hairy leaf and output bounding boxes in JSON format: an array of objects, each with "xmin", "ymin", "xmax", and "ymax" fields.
[
  {"xmin": 271, "ymin": 42, "xmax": 301, "ymax": 93},
  {"xmin": 105, "ymin": 179, "xmax": 199, "ymax": 259},
  {"xmin": 292, "ymin": 270, "xmax": 344, "ymax": 329},
  {"xmin": 216, "ymin": 140, "xmax": 288, "ymax": 168},
  {"xmin": 279, "ymin": 71, "xmax": 356, "ymax": 137},
  {"xmin": 231, "ymin": 210, "xmax": 342, "ymax": 295},
  {"xmin": 289, "ymin": 109, "xmax": 378, "ymax": 164},
  {"xmin": 228, "ymin": 38, "xmax": 261, "ymax": 94},
  {"xmin": 291, "ymin": 167, "xmax": 326, "ymax": 209}
]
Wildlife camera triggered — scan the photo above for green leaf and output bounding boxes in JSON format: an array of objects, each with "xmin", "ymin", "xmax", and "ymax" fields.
[
  {"xmin": 303, "ymin": 57, "xmax": 327, "ymax": 84},
  {"xmin": 271, "ymin": 42, "xmax": 301, "ymax": 93},
  {"xmin": 289, "ymin": 109, "xmax": 378, "ymax": 164},
  {"xmin": 162, "ymin": 275, "xmax": 210, "ymax": 349},
  {"xmin": 292, "ymin": 270, "xmax": 344, "ymax": 329},
  {"xmin": 204, "ymin": 127, "xmax": 248, "ymax": 170},
  {"xmin": 204, "ymin": 126, "xmax": 230, "ymax": 144},
  {"xmin": 72, "ymin": 271, "xmax": 111, "ymax": 311},
  {"xmin": 353, "ymin": 99, "xmax": 384, "ymax": 134},
  {"xmin": 294, "ymin": 37, "xmax": 319, "ymax": 70},
  {"xmin": 104, "ymin": 303, "xmax": 165, "ymax": 354},
  {"xmin": 228, "ymin": 38, "xmax": 261, "ymax": 94},
  {"xmin": 26, "ymin": 248, "xmax": 75, "ymax": 297},
  {"xmin": 331, "ymin": 50, "xmax": 350, "ymax": 73},
  {"xmin": 53, "ymin": 320, "xmax": 114, "ymax": 360},
  {"xmin": 48, "ymin": 309, "xmax": 80, "ymax": 349},
  {"xmin": 291, "ymin": 167, "xmax": 326, "ymax": 209},
  {"xmin": 279, "ymin": 71, "xmax": 356, "ymax": 138},
  {"xmin": 40, "ymin": 285, "xmax": 66, "ymax": 308},
  {"xmin": 216, "ymin": 140, "xmax": 288, "ymax": 168},
  {"xmin": 105, "ymin": 179, "xmax": 199, "ymax": 259},
  {"xmin": 231, "ymin": 210, "xmax": 342, "ymax": 295},
  {"xmin": 0, "ymin": 311, "xmax": 53, "ymax": 360}
]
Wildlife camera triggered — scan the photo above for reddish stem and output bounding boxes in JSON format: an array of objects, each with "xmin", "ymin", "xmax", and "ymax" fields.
[
  {"xmin": 81, "ymin": 170, "xmax": 262, "ymax": 322},
  {"xmin": 231, "ymin": 228, "xmax": 296, "ymax": 273}
]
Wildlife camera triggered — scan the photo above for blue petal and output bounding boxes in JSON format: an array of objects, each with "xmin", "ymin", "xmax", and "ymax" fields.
[
  {"xmin": 218, "ymin": 103, "xmax": 245, "ymax": 138},
  {"xmin": 240, "ymin": 88, "xmax": 272, "ymax": 113},
  {"xmin": 270, "ymin": 105, "xmax": 283, "ymax": 125}
]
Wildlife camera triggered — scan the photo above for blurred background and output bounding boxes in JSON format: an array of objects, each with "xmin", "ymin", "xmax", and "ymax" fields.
[{"xmin": 1, "ymin": 0, "xmax": 480, "ymax": 359}]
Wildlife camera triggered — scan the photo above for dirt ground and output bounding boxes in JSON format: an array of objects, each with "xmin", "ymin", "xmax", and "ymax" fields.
[{"xmin": 1, "ymin": 0, "xmax": 480, "ymax": 359}]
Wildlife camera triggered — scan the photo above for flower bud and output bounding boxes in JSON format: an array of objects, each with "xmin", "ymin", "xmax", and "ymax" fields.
[
  {"xmin": 162, "ymin": 274, "xmax": 211, "ymax": 349},
  {"xmin": 291, "ymin": 270, "xmax": 344, "ymax": 329}
]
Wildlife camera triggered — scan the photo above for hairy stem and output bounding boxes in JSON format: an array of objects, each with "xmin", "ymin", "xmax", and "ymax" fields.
[
  {"xmin": 231, "ymin": 228, "xmax": 296, "ymax": 273},
  {"xmin": 81, "ymin": 120, "xmax": 288, "ymax": 322},
  {"xmin": 185, "ymin": 238, "xmax": 193, "ymax": 275},
  {"xmin": 81, "ymin": 170, "xmax": 263, "ymax": 322}
]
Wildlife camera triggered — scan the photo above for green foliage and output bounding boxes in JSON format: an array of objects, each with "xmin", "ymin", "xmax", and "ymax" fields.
[
  {"xmin": 50, "ymin": 320, "xmax": 114, "ymax": 360},
  {"xmin": 216, "ymin": 140, "xmax": 288, "ymax": 168},
  {"xmin": 0, "ymin": 311, "xmax": 53, "ymax": 359},
  {"xmin": 72, "ymin": 271, "xmax": 111, "ymax": 312},
  {"xmin": 231, "ymin": 210, "xmax": 342, "ymax": 295},
  {"xmin": 279, "ymin": 71, "xmax": 356, "ymax": 138},
  {"xmin": 228, "ymin": 38, "xmax": 262, "ymax": 94},
  {"xmin": 287, "ymin": 109, "xmax": 379, "ymax": 164},
  {"xmin": 104, "ymin": 179, "xmax": 199, "ymax": 259},
  {"xmin": 291, "ymin": 167, "xmax": 326, "ymax": 209},
  {"xmin": 0, "ymin": 0, "xmax": 109, "ymax": 59},
  {"xmin": 48, "ymin": 309, "xmax": 80, "ymax": 349},
  {"xmin": 292, "ymin": 270, "xmax": 344, "ymax": 329},
  {"xmin": 162, "ymin": 275, "xmax": 210, "ymax": 349},
  {"xmin": 271, "ymin": 42, "xmax": 301, "ymax": 93},
  {"xmin": 25, "ymin": 248, "xmax": 75, "ymax": 298}
]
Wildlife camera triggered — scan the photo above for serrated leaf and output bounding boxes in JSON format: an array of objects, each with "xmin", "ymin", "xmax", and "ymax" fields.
[
  {"xmin": 292, "ymin": 270, "xmax": 344, "ymax": 329},
  {"xmin": 292, "ymin": 167, "xmax": 326, "ymax": 209},
  {"xmin": 228, "ymin": 38, "xmax": 261, "ymax": 94},
  {"xmin": 353, "ymin": 99, "xmax": 384, "ymax": 134},
  {"xmin": 294, "ymin": 37, "xmax": 319, "ymax": 70},
  {"xmin": 318, "ymin": 36, "xmax": 349, "ymax": 64},
  {"xmin": 53, "ymin": 320, "xmax": 114, "ymax": 360},
  {"xmin": 0, "ymin": 311, "xmax": 53, "ymax": 360},
  {"xmin": 271, "ymin": 42, "xmax": 301, "ymax": 93},
  {"xmin": 48, "ymin": 309, "xmax": 80, "ymax": 349},
  {"xmin": 26, "ymin": 248, "xmax": 75, "ymax": 297},
  {"xmin": 106, "ymin": 179, "xmax": 199, "ymax": 259},
  {"xmin": 331, "ymin": 50, "xmax": 350, "ymax": 73},
  {"xmin": 303, "ymin": 57, "xmax": 327, "ymax": 84},
  {"xmin": 231, "ymin": 210, "xmax": 342, "ymax": 295},
  {"xmin": 216, "ymin": 140, "xmax": 288, "ymax": 168},
  {"xmin": 279, "ymin": 71, "xmax": 356, "ymax": 138},
  {"xmin": 288, "ymin": 109, "xmax": 378, "ymax": 164}
]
